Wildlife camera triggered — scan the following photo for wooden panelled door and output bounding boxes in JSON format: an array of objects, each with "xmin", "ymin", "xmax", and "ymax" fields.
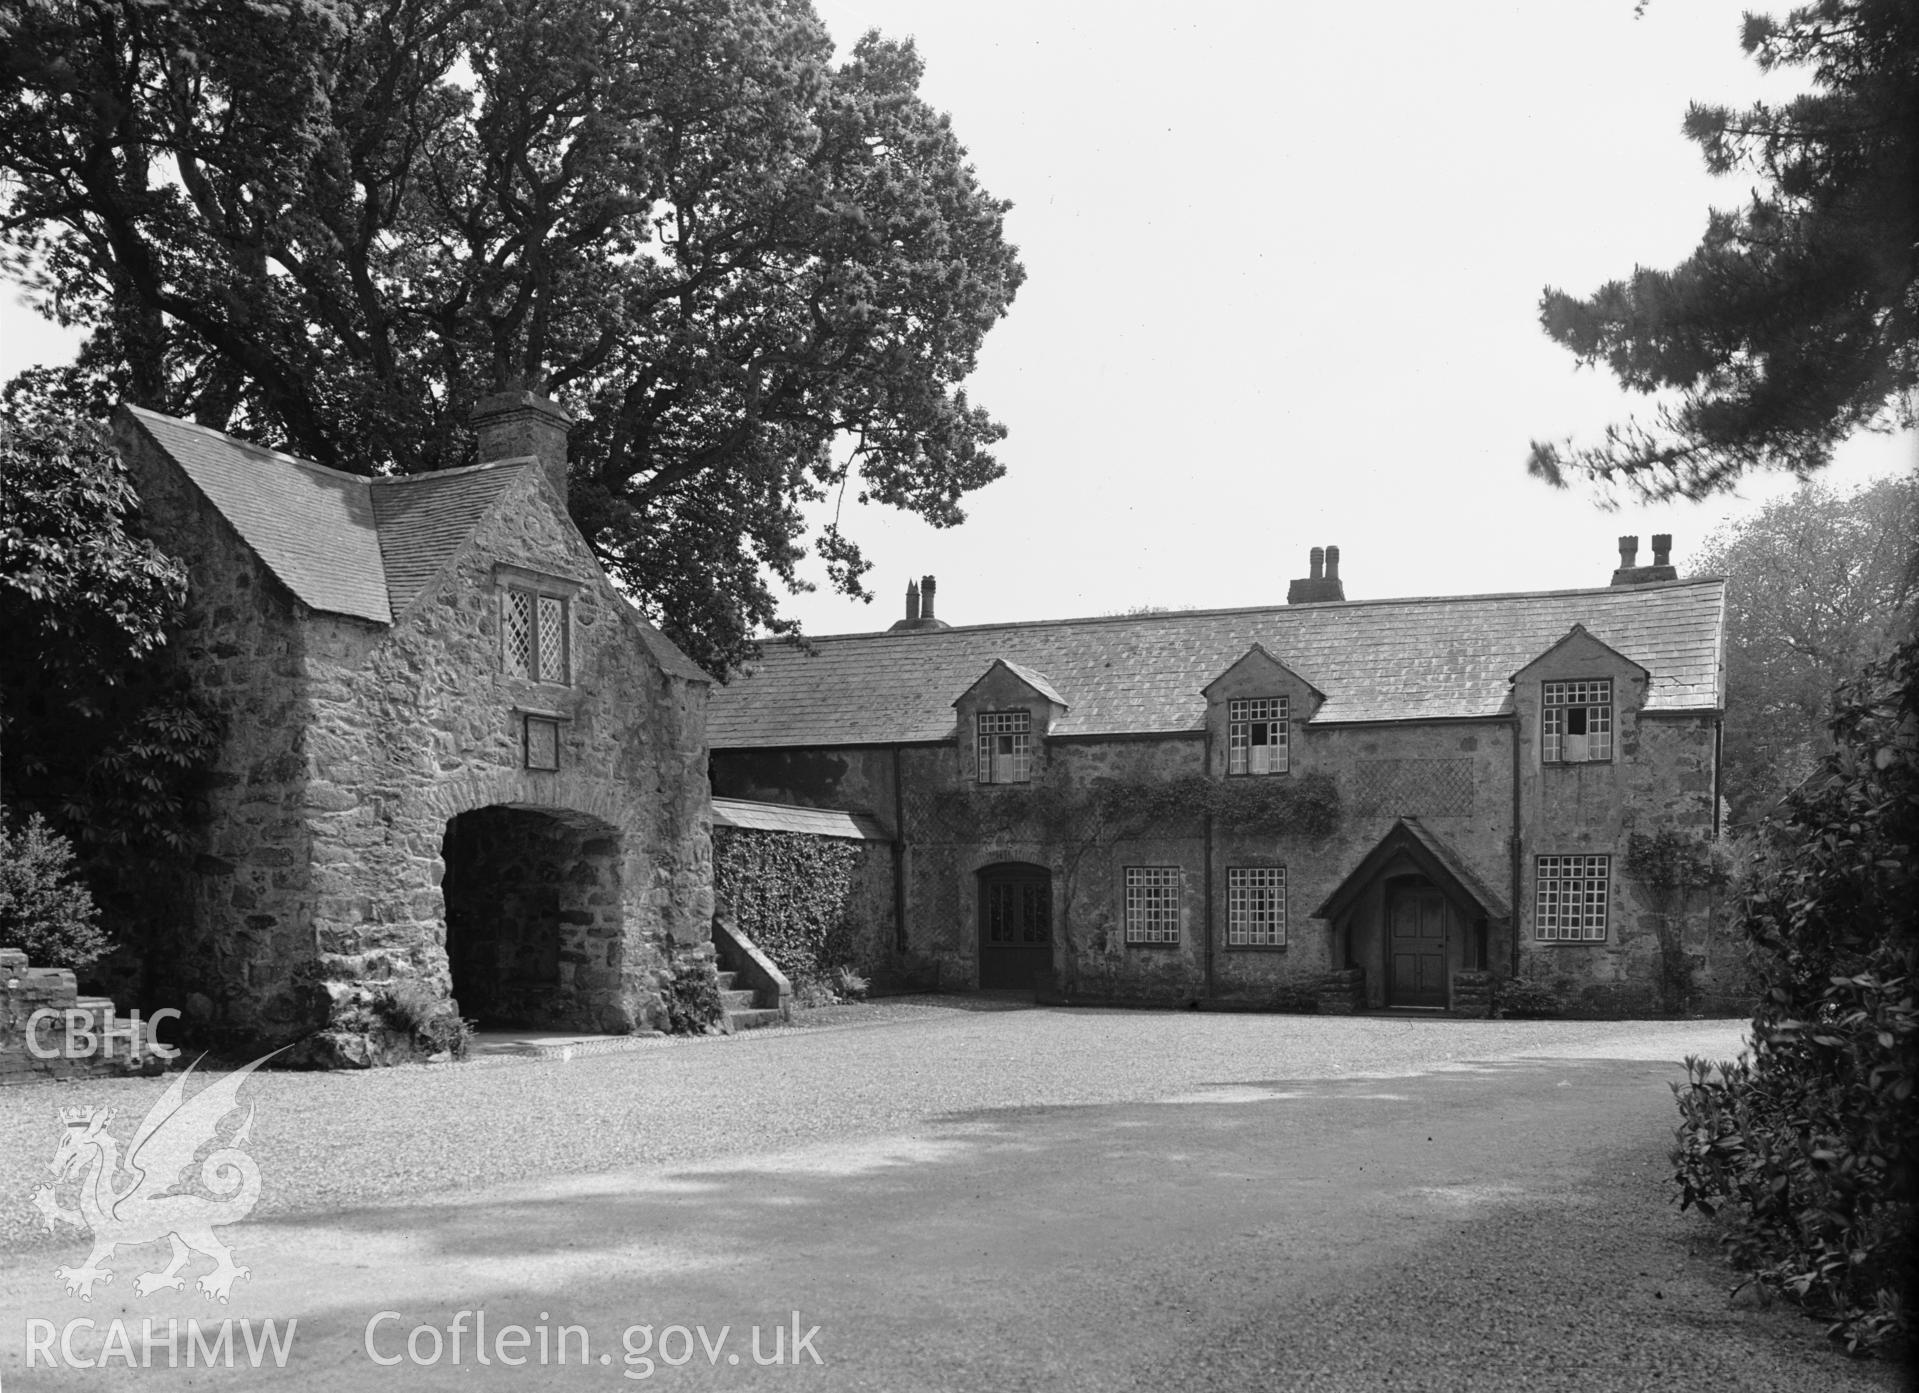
[
  {"xmin": 978, "ymin": 866, "xmax": 1053, "ymax": 990},
  {"xmin": 1387, "ymin": 884, "xmax": 1448, "ymax": 1007}
]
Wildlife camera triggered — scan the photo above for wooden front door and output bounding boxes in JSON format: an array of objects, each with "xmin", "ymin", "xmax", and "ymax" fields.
[
  {"xmin": 1387, "ymin": 885, "xmax": 1448, "ymax": 1007},
  {"xmin": 979, "ymin": 868, "xmax": 1052, "ymax": 990}
]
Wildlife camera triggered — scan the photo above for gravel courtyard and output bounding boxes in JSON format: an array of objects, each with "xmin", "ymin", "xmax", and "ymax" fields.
[
  {"xmin": 3, "ymin": 1002, "xmax": 1897, "ymax": 1391},
  {"xmin": 1, "ymin": 1002, "xmax": 1748, "ymax": 1250}
]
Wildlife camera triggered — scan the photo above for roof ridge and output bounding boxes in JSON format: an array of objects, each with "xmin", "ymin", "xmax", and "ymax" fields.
[
  {"xmin": 760, "ymin": 575, "xmax": 1730, "ymax": 644},
  {"xmin": 125, "ymin": 405, "xmax": 373, "ymax": 485},
  {"xmin": 373, "ymin": 457, "xmax": 538, "ymax": 486}
]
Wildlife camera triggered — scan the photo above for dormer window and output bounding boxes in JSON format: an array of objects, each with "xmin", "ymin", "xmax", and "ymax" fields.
[
  {"xmin": 503, "ymin": 587, "xmax": 569, "ymax": 684},
  {"xmin": 976, "ymin": 711, "xmax": 1032, "ymax": 784},
  {"xmin": 1542, "ymin": 680, "xmax": 1611, "ymax": 763},
  {"xmin": 1227, "ymin": 697, "xmax": 1289, "ymax": 775}
]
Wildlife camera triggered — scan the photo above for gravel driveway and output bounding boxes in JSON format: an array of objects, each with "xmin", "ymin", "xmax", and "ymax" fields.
[
  {"xmin": 2, "ymin": 1001, "xmax": 1744, "ymax": 1252},
  {"xmin": 5, "ymin": 1003, "xmax": 1900, "ymax": 1391}
]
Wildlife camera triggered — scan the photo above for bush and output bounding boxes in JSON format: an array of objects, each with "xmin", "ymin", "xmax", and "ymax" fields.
[
  {"xmin": 1671, "ymin": 638, "xmax": 1917, "ymax": 1355},
  {"xmin": 369, "ymin": 979, "xmax": 472, "ymax": 1059},
  {"xmin": 1494, "ymin": 977, "xmax": 1564, "ymax": 1019},
  {"xmin": 0, "ymin": 812, "xmax": 112, "ymax": 970},
  {"xmin": 662, "ymin": 965, "xmax": 723, "ymax": 1035}
]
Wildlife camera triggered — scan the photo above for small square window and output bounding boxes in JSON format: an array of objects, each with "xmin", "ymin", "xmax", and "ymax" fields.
[
  {"xmin": 1227, "ymin": 866, "xmax": 1286, "ymax": 947},
  {"xmin": 1124, "ymin": 866, "xmax": 1181, "ymax": 945},
  {"xmin": 976, "ymin": 711, "xmax": 1031, "ymax": 784},
  {"xmin": 1542, "ymin": 680, "xmax": 1611, "ymax": 763},
  {"xmin": 523, "ymin": 715, "xmax": 561, "ymax": 771},
  {"xmin": 1535, "ymin": 854, "xmax": 1609, "ymax": 941},
  {"xmin": 1228, "ymin": 697, "xmax": 1289, "ymax": 775}
]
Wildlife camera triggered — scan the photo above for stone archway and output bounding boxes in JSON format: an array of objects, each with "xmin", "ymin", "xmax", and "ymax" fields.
[{"xmin": 441, "ymin": 803, "xmax": 627, "ymax": 1031}]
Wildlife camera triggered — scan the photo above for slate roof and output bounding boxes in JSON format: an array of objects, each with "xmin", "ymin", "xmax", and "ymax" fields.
[
  {"xmin": 124, "ymin": 407, "xmax": 712, "ymax": 681},
  {"xmin": 127, "ymin": 407, "xmax": 395, "ymax": 623},
  {"xmin": 711, "ymin": 798, "xmax": 888, "ymax": 841},
  {"xmin": 370, "ymin": 462, "xmax": 529, "ymax": 613},
  {"xmin": 707, "ymin": 579, "xmax": 1727, "ymax": 748}
]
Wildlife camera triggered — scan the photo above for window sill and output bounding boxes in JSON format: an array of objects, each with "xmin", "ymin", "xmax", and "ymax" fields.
[
  {"xmin": 1224, "ymin": 944, "xmax": 1288, "ymax": 953},
  {"xmin": 1123, "ymin": 939, "xmax": 1182, "ymax": 950}
]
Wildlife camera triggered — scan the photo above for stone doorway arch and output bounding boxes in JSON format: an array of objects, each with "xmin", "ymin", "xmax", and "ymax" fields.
[{"xmin": 441, "ymin": 803, "xmax": 627, "ymax": 1031}]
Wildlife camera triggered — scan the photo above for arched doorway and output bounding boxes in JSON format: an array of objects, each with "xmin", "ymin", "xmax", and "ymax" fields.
[
  {"xmin": 441, "ymin": 804, "xmax": 627, "ymax": 1030},
  {"xmin": 978, "ymin": 863, "xmax": 1053, "ymax": 990}
]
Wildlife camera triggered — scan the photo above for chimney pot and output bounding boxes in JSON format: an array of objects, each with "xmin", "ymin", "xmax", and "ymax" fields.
[
  {"xmin": 920, "ymin": 574, "xmax": 937, "ymax": 621},
  {"xmin": 1651, "ymin": 534, "xmax": 1672, "ymax": 567},
  {"xmin": 904, "ymin": 580, "xmax": 921, "ymax": 623},
  {"xmin": 1324, "ymin": 544, "xmax": 1340, "ymax": 581},
  {"xmin": 1618, "ymin": 535, "xmax": 1639, "ymax": 567},
  {"xmin": 1309, "ymin": 546, "xmax": 1324, "ymax": 581},
  {"xmin": 471, "ymin": 389, "xmax": 574, "ymax": 506}
]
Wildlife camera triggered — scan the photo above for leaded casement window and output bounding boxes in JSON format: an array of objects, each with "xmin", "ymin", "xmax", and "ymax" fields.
[
  {"xmin": 1227, "ymin": 866, "xmax": 1287, "ymax": 947},
  {"xmin": 503, "ymin": 588, "xmax": 570, "ymax": 683},
  {"xmin": 976, "ymin": 710, "xmax": 1032, "ymax": 784},
  {"xmin": 1541, "ymin": 679, "xmax": 1611, "ymax": 763},
  {"xmin": 1227, "ymin": 697, "xmax": 1289, "ymax": 775},
  {"xmin": 1535, "ymin": 854, "xmax": 1610, "ymax": 941},
  {"xmin": 523, "ymin": 715, "xmax": 562, "ymax": 771},
  {"xmin": 1124, "ymin": 866, "xmax": 1181, "ymax": 945}
]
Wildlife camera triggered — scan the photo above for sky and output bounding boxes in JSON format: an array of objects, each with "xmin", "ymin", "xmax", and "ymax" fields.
[{"xmin": 2, "ymin": 0, "xmax": 1912, "ymax": 637}]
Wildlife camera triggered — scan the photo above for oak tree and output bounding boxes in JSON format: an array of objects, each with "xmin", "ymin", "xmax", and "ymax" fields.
[{"xmin": 0, "ymin": 0, "xmax": 1025, "ymax": 671}]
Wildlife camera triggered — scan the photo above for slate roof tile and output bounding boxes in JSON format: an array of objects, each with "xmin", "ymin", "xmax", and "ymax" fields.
[{"xmin": 708, "ymin": 580, "xmax": 1727, "ymax": 748}]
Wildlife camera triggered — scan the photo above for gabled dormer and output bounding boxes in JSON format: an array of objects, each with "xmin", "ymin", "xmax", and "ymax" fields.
[
  {"xmin": 1511, "ymin": 624, "xmax": 1650, "ymax": 767},
  {"xmin": 1201, "ymin": 645, "xmax": 1325, "ymax": 780},
  {"xmin": 953, "ymin": 659, "xmax": 1068, "ymax": 785}
]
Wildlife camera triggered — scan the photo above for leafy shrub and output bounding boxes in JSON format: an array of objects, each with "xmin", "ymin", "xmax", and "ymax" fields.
[
  {"xmin": 1671, "ymin": 638, "xmax": 1916, "ymax": 1355},
  {"xmin": 0, "ymin": 812, "xmax": 112, "ymax": 969},
  {"xmin": 370, "ymin": 980, "xmax": 472, "ymax": 1059},
  {"xmin": 1494, "ymin": 977, "xmax": 1564, "ymax": 1019},
  {"xmin": 662, "ymin": 965, "xmax": 724, "ymax": 1034}
]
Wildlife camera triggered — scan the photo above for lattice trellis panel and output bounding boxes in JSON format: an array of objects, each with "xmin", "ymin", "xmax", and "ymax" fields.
[{"xmin": 1347, "ymin": 758, "xmax": 1474, "ymax": 817}]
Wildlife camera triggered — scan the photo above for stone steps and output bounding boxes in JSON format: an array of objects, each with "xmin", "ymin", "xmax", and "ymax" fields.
[{"xmin": 714, "ymin": 969, "xmax": 782, "ymax": 1033}]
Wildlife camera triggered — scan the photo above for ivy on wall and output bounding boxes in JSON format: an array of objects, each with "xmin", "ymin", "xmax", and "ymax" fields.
[
  {"xmin": 712, "ymin": 827, "xmax": 861, "ymax": 981},
  {"xmin": 1626, "ymin": 827, "xmax": 1730, "ymax": 1012},
  {"xmin": 929, "ymin": 765, "xmax": 1342, "ymax": 990},
  {"xmin": 930, "ymin": 770, "xmax": 1342, "ymax": 845}
]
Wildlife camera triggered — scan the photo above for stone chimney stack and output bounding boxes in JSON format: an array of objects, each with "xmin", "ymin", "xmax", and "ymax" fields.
[
  {"xmin": 1287, "ymin": 545, "xmax": 1346, "ymax": 604},
  {"xmin": 887, "ymin": 574, "xmax": 951, "ymax": 632},
  {"xmin": 471, "ymin": 389, "xmax": 574, "ymax": 505},
  {"xmin": 1611, "ymin": 533, "xmax": 1678, "ymax": 586}
]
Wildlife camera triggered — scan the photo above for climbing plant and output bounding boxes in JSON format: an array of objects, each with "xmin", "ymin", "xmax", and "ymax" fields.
[
  {"xmin": 931, "ymin": 765, "xmax": 1341, "ymax": 989},
  {"xmin": 1625, "ymin": 827, "xmax": 1729, "ymax": 1013},
  {"xmin": 711, "ymin": 828, "xmax": 863, "ymax": 988}
]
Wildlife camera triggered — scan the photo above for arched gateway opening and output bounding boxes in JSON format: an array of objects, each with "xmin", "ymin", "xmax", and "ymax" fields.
[{"xmin": 441, "ymin": 804, "xmax": 627, "ymax": 1031}]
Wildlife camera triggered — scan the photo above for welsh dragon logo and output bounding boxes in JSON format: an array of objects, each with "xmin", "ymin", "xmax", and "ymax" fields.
[{"xmin": 31, "ymin": 1052, "xmax": 279, "ymax": 1303}]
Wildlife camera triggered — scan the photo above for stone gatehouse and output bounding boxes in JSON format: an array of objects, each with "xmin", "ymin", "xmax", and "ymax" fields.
[{"xmin": 115, "ymin": 393, "xmax": 714, "ymax": 1065}]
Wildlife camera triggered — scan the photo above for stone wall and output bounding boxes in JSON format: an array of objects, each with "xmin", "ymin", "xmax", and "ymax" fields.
[
  {"xmin": 712, "ymin": 687, "xmax": 1743, "ymax": 1016},
  {"xmin": 116, "ymin": 421, "xmax": 318, "ymax": 1042}
]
